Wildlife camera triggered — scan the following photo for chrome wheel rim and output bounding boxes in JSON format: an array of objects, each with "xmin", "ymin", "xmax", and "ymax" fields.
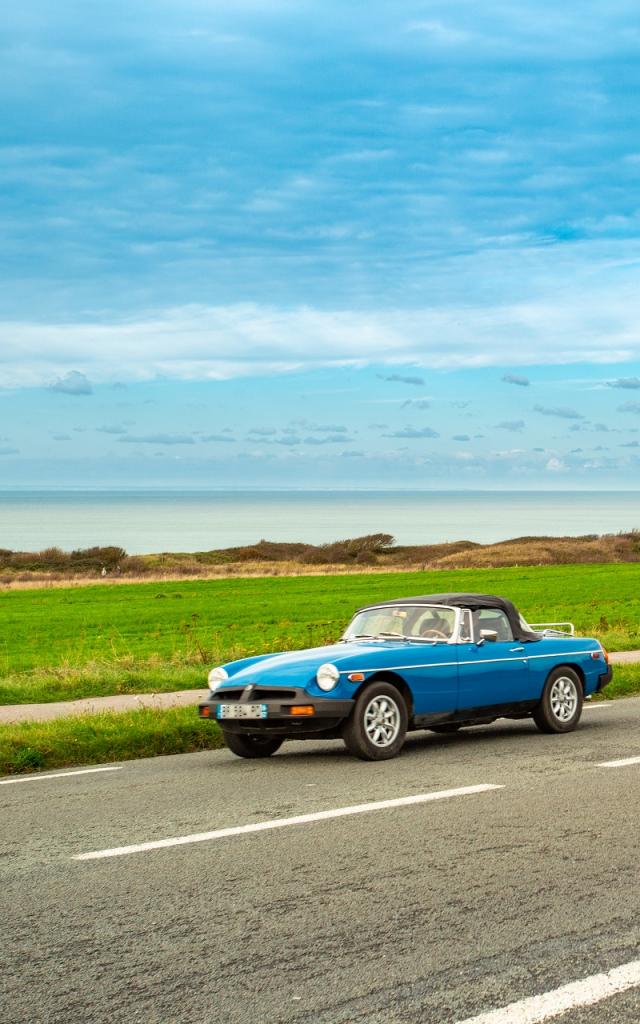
[
  {"xmin": 550, "ymin": 676, "xmax": 579, "ymax": 722},
  {"xmin": 364, "ymin": 695, "xmax": 401, "ymax": 747}
]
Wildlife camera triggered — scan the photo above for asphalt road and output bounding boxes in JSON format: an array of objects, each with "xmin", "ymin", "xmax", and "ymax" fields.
[{"xmin": 2, "ymin": 699, "xmax": 639, "ymax": 1024}]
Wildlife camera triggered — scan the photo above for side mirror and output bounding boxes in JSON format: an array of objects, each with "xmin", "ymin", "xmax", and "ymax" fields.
[{"xmin": 479, "ymin": 629, "xmax": 498, "ymax": 643}]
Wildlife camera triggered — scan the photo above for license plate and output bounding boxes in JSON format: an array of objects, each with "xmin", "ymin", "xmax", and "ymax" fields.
[{"xmin": 216, "ymin": 703, "xmax": 268, "ymax": 720}]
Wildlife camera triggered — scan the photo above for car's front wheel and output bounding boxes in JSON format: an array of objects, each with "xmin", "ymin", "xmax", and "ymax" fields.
[
  {"xmin": 342, "ymin": 681, "xmax": 408, "ymax": 761},
  {"xmin": 533, "ymin": 667, "xmax": 583, "ymax": 734},
  {"xmin": 222, "ymin": 730, "xmax": 284, "ymax": 758}
]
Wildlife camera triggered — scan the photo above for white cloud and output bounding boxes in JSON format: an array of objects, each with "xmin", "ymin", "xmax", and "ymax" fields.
[
  {"xmin": 118, "ymin": 434, "xmax": 195, "ymax": 445},
  {"xmin": 404, "ymin": 20, "xmax": 473, "ymax": 45},
  {"xmin": 49, "ymin": 370, "xmax": 93, "ymax": 395},
  {"xmin": 2, "ymin": 287, "xmax": 640, "ymax": 388}
]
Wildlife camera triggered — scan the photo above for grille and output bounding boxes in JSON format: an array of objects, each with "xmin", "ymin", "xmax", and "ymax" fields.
[
  {"xmin": 215, "ymin": 687, "xmax": 298, "ymax": 702},
  {"xmin": 252, "ymin": 688, "xmax": 297, "ymax": 700},
  {"xmin": 215, "ymin": 688, "xmax": 243, "ymax": 701}
]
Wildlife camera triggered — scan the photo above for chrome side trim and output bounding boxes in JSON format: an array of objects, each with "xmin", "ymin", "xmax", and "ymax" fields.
[
  {"xmin": 524, "ymin": 650, "xmax": 596, "ymax": 661},
  {"xmin": 338, "ymin": 661, "xmax": 459, "ymax": 674},
  {"xmin": 338, "ymin": 649, "xmax": 598, "ymax": 675}
]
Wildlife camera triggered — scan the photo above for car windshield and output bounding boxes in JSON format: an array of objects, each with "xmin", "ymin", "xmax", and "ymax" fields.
[{"xmin": 343, "ymin": 604, "xmax": 457, "ymax": 642}]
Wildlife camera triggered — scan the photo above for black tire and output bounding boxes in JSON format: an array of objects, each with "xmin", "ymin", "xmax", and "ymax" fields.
[
  {"xmin": 533, "ymin": 667, "xmax": 583, "ymax": 734},
  {"xmin": 429, "ymin": 723, "xmax": 462, "ymax": 734},
  {"xmin": 222, "ymin": 730, "xmax": 284, "ymax": 758},
  {"xmin": 342, "ymin": 681, "xmax": 408, "ymax": 761}
]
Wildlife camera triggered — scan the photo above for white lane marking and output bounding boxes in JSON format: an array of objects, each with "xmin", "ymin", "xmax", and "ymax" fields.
[
  {"xmin": 584, "ymin": 702, "xmax": 613, "ymax": 709},
  {"xmin": 597, "ymin": 756, "xmax": 640, "ymax": 768},
  {"xmin": 73, "ymin": 783, "xmax": 503, "ymax": 861},
  {"xmin": 455, "ymin": 958, "xmax": 640, "ymax": 1024},
  {"xmin": 0, "ymin": 766, "xmax": 121, "ymax": 786}
]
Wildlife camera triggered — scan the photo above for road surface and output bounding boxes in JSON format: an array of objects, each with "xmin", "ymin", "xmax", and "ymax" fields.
[{"xmin": 2, "ymin": 698, "xmax": 639, "ymax": 1023}]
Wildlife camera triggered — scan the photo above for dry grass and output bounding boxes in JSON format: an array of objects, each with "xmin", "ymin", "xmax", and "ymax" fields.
[{"xmin": 2, "ymin": 531, "xmax": 640, "ymax": 591}]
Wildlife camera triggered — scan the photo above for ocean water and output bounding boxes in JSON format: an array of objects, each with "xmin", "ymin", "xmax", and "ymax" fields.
[{"xmin": 0, "ymin": 490, "xmax": 639, "ymax": 555}]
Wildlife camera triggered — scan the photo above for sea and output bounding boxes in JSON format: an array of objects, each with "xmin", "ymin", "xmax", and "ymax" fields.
[{"xmin": 0, "ymin": 490, "xmax": 639, "ymax": 555}]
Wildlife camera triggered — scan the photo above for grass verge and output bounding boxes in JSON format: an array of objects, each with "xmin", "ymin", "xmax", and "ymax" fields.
[
  {"xmin": 595, "ymin": 663, "xmax": 640, "ymax": 701},
  {"xmin": 0, "ymin": 661, "xmax": 205, "ymax": 705},
  {"xmin": 0, "ymin": 705, "xmax": 224, "ymax": 775}
]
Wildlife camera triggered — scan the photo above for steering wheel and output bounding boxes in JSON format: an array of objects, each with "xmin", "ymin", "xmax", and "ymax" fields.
[{"xmin": 420, "ymin": 628, "xmax": 447, "ymax": 639}]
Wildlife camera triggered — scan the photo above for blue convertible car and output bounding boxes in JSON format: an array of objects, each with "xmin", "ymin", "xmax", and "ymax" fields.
[{"xmin": 198, "ymin": 593, "xmax": 612, "ymax": 760}]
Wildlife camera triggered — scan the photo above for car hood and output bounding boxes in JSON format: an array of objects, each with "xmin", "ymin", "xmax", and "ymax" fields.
[{"xmin": 225, "ymin": 640, "xmax": 413, "ymax": 684}]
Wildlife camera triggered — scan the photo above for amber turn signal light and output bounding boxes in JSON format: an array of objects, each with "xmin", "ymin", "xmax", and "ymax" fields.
[
  {"xmin": 289, "ymin": 705, "xmax": 315, "ymax": 716},
  {"xmin": 200, "ymin": 707, "xmax": 210, "ymax": 717},
  {"xmin": 348, "ymin": 672, "xmax": 365, "ymax": 682}
]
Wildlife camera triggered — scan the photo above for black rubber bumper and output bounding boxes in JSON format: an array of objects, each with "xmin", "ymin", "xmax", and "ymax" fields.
[
  {"xmin": 198, "ymin": 690, "xmax": 354, "ymax": 736},
  {"xmin": 596, "ymin": 664, "xmax": 613, "ymax": 691}
]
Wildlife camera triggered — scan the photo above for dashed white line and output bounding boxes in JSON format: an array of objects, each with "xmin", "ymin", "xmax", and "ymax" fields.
[
  {"xmin": 0, "ymin": 766, "xmax": 122, "ymax": 786},
  {"xmin": 73, "ymin": 783, "xmax": 503, "ymax": 861},
  {"xmin": 596, "ymin": 755, "xmax": 640, "ymax": 768},
  {"xmin": 455, "ymin": 958, "xmax": 640, "ymax": 1024}
]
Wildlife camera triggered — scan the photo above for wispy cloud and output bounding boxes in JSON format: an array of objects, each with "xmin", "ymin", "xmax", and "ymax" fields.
[
  {"xmin": 49, "ymin": 370, "xmax": 92, "ymax": 395},
  {"xmin": 378, "ymin": 373, "xmax": 425, "ymax": 387},
  {"xmin": 118, "ymin": 434, "xmax": 195, "ymax": 445},
  {"xmin": 383, "ymin": 426, "xmax": 439, "ymax": 438},
  {"xmin": 534, "ymin": 404, "xmax": 584, "ymax": 420},
  {"xmin": 403, "ymin": 19, "xmax": 473, "ymax": 46},
  {"xmin": 303, "ymin": 434, "xmax": 353, "ymax": 445},
  {"xmin": 496, "ymin": 420, "xmax": 525, "ymax": 431},
  {"xmin": 502, "ymin": 373, "xmax": 530, "ymax": 387},
  {"xmin": 618, "ymin": 401, "xmax": 640, "ymax": 414},
  {"xmin": 402, "ymin": 398, "xmax": 431, "ymax": 410},
  {"xmin": 609, "ymin": 378, "xmax": 640, "ymax": 389},
  {"xmin": 4, "ymin": 289, "xmax": 640, "ymax": 388}
]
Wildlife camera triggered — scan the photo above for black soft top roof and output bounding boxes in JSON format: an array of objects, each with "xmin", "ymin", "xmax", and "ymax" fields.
[{"xmin": 357, "ymin": 592, "xmax": 540, "ymax": 643}]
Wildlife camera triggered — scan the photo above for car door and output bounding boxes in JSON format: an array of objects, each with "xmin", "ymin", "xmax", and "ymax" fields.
[
  {"xmin": 457, "ymin": 608, "xmax": 532, "ymax": 710},
  {"xmin": 405, "ymin": 641, "xmax": 459, "ymax": 715}
]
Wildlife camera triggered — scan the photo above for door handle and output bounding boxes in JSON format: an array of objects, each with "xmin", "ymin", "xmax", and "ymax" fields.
[{"xmin": 510, "ymin": 646, "xmax": 525, "ymax": 653}]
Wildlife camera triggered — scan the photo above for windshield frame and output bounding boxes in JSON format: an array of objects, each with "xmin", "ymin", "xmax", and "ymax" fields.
[{"xmin": 342, "ymin": 603, "xmax": 463, "ymax": 644}]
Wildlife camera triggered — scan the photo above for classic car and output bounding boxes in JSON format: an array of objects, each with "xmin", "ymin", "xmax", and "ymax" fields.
[{"xmin": 198, "ymin": 592, "xmax": 612, "ymax": 761}]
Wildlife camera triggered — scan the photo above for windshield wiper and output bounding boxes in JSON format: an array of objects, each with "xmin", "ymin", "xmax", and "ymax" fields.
[{"xmin": 374, "ymin": 631, "xmax": 407, "ymax": 640}]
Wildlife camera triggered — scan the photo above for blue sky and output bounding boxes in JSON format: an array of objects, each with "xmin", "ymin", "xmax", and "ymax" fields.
[{"xmin": 2, "ymin": 0, "xmax": 640, "ymax": 488}]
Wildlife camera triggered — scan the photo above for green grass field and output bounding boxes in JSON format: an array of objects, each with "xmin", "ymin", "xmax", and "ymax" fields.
[{"xmin": 2, "ymin": 562, "xmax": 640, "ymax": 705}]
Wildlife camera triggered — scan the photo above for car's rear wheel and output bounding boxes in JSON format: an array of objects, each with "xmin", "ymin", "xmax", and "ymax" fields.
[
  {"xmin": 222, "ymin": 730, "xmax": 284, "ymax": 758},
  {"xmin": 342, "ymin": 681, "xmax": 408, "ymax": 761},
  {"xmin": 533, "ymin": 667, "xmax": 583, "ymax": 733}
]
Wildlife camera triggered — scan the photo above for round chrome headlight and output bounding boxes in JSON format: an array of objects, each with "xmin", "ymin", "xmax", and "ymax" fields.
[
  {"xmin": 207, "ymin": 666, "xmax": 229, "ymax": 692},
  {"xmin": 316, "ymin": 663, "xmax": 340, "ymax": 691}
]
